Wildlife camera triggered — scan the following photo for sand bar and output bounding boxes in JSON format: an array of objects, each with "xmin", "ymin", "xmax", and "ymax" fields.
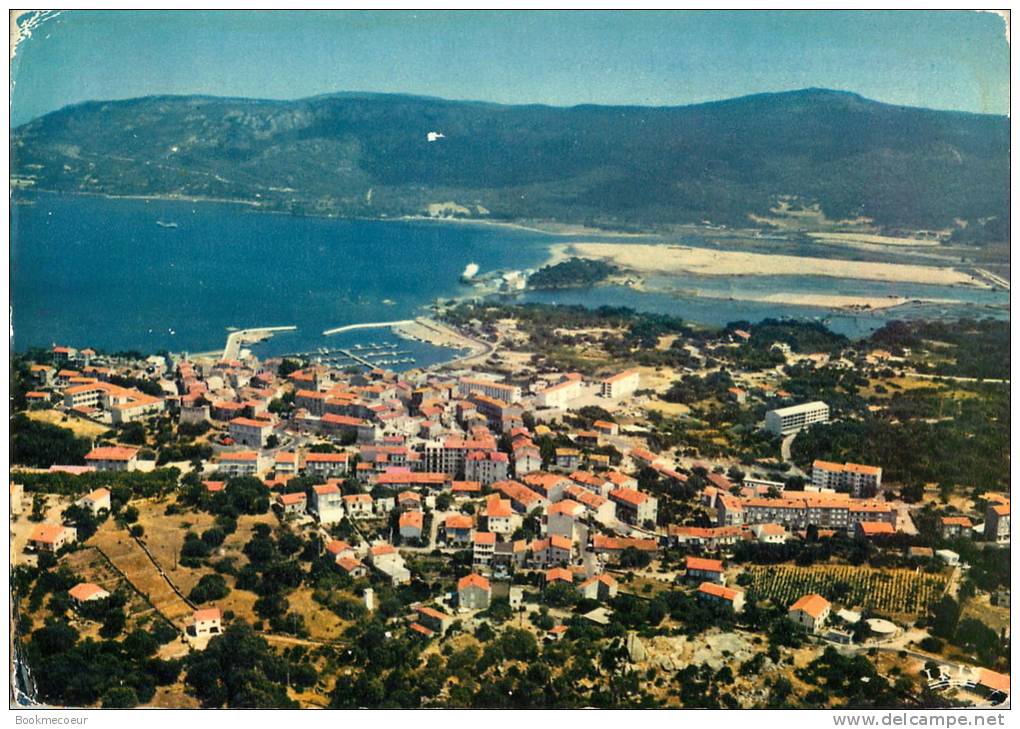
[{"xmin": 562, "ymin": 242, "xmax": 985, "ymax": 288}]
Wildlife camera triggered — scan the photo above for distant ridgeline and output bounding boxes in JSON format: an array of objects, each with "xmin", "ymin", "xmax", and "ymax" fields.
[{"xmin": 11, "ymin": 89, "xmax": 1009, "ymax": 237}]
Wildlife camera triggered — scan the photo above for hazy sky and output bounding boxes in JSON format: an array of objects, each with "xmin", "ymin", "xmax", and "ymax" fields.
[{"xmin": 10, "ymin": 10, "xmax": 1010, "ymax": 125}]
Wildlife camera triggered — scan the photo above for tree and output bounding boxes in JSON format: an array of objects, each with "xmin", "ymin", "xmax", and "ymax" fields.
[
  {"xmin": 930, "ymin": 596, "xmax": 961, "ymax": 640},
  {"xmin": 101, "ymin": 686, "xmax": 139, "ymax": 708}
]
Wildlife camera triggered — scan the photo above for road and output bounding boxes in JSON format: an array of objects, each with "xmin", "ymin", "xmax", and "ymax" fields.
[
  {"xmin": 223, "ymin": 325, "xmax": 297, "ymax": 360},
  {"xmin": 974, "ymin": 267, "xmax": 1010, "ymax": 291},
  {"xmin": 907, "ymin": 372, "xmax": 1009, "ymax": 386},
  {"xmin": 321, "ymin": 320, "xmax": 415, "ymax": 337}
]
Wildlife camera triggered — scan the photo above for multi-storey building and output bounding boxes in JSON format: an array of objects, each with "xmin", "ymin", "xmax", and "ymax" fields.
[
  {"xmin": 811, "ymin": 460, "xmax": 882, "ymax": 497},
  {"xmin": 764, "ymin": 401, "xmax": 829, "ymax": 435}
]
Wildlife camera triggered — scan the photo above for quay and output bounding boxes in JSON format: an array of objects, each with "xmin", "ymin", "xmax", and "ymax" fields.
[{"xmin": 223, "ymin": 325, "xmax": 297, "ymax": 360}]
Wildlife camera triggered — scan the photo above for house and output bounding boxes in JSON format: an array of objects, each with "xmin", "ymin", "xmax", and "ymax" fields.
[
  {"xmin": 685, "ymin": 556, "xmax": 725, "ymax": 584},
  {"xmin": 544, "ymin": 567, "xmax": 574, "ymax": 586},
  {"xmin": 531, "ymin": 535, "xmax": 573, "ymax": 566},
  {"xmin": 591, "ymin": 534, "xmax": 657, "ymax": 560},
  {"xmin": 75, "ymin": 487, "xmax": 111, "ymax": 515},
  {"xmin": 304, "ymin": 452, "xmax": 350, "ymax": 479},
  {"xmin": 400, "ymin": 511, "xmax": 425, "ymax": 541},
  {"xmin": 593, "ymin": 420, "xmax": 619, "ymax": 437},
  {"xmin": 325, "ymin": 539, "xmax": 355, "ymax": 561},
  {"xmin": 788, "ymin": 593, "xmax": 831, "ymax": 633},
  {"xmin": 28, "ymin": 524, "xmax": 76, "ymax": 553},
  {"xmin": 397, "ymin": 491, "xmax": 423, "ymax": 511},
  {"xmin": 492, "ymin": 539, "xmax": 528, "ymax": 570},
  {"xmin": 367, "ymin": 544, "xmax": 411, "ymax": 585},
  {"xmin": 697, "ymin": 582, "xmax": 745, "ymax": 613},
  {"xmin": 274, "ymin": 451, "xmax": 299, "ymax": 476},
  {"xmin": 275, "ymin": 492, "xmax": 307, "ymax": 515},
  {"xmin": 472, "ymin": 531, "xmax": 496, "ymax": 566},
  {"xmin": 750, "ymin": 523, "xmax": 788, "ymax": 544},
  {"xmin": 336, "ymin": 557, "xmax": 368, "ymax": 578},
  {"xmin": 444, "ymin": 514, "xmax": 474, "ymax": 545},
  {"xmin": 545, "ymin": 624, "xmax": 570, "ymax": 642},
  {"xmin": 546, "ymin": 500, "xmax": 585, "ymax": 541},
  {"xmin": 84, "ymin": 446, "xmax": 139, "ymax": 472},
  {"xmin": 668, "ymin": 524, "xmax": 749, "ymax": 551},
  {"xmin": 203, "ymin": 480, "xmax": 226, "ymax": 494},
  {"xmin": 457, "ymin": 573, "xmax": 492, "ymax": 610},
  {"xmin": 192, "ymin": 608, "xmax": 222, "ymax": 636},
  {"xmin": 311, "ymin": 483, "xmax": 345, "ymax": 524},
  {"xmin": 984, "ymin": 500, "xmax": 1010, "ymax": 543},
  {"xmin": 483, "ymin": 495, "xmax": 516, "ymax": 535},
  {"xmin": 609, "ymin": 487, "xmax": 658, "ymax": 526},
  {"xmin": 940, "ymin": 515, "xmax": 974, "ymax": 539},
  {"xmin": 68, "ymin": 583, "xmax": 110, "ymax": 605},
  {"xmin": 577, "ymin": 573, "xmax": 618, "ymax": 602},
  {"xmin": 555, "ymin": 448, "xmax": 581, "ymax": 470},
  {"xmin": 343, "ymin": 493, "xmax": 374, "ymax": 519},
  {"xmin": 228, "ymin": 417, "xmax": 274, "ymax": 448},
  {"xmin": 451, "ymin": 480, "xmax": 482, "ymax": 498},
  {"xmin": 217, "ymin": 451, "xmax": 264, "ymax": 477},
  {"xmin": 856, "ymin": 521, "xmax": 896, "ymax": 539},
  {"xmin": 416, "ymin": 606, "xmax": 454, "ymax": 635}
]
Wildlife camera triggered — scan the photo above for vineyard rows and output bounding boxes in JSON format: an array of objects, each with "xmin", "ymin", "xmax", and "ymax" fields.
[{"xmin": 746, "ymin": 564, "xmax": 950, "ymax": 615}]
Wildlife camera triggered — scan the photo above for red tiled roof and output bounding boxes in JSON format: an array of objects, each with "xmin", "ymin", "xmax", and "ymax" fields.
[
  {"xmin": 458, "ymin": 573, "xmax": 490, "ymax": 592},
  {"xmin": 686, "ymin": 556, "xmax": 724, "ymax": 573},
  {"xmin": 193, "ymin": 608, "xmax": 221, "ymax": 622},
  {"xmin": 789, "ymin": 593, "xmax": 830, "ymax": 619},
  {"xmin": 29, "ymin": 524, "xmax": 67, "ymax": 544},
  {"xmin": 69, "ymin": 583, "xmax": 107, "ymax": 601},
  {"xmin": 698, "ymin": 581, "xmax": 740, "ymax": 601},
  {"xmin": 85, "ymin": 446, "xmax": 138, "ymax": 462}
]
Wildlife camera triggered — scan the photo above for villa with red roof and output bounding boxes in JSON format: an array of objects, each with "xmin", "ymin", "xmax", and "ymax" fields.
[
  {"xmin": 69, "ymin": 582, "xmax": 110, "ymax": 605},
  {"xmin": 697, "ymin": 582, "xmax": 745, "ymax": 612},
  {"xmin": 84, "ymin": 446, "xmax": 139, "ymax": 472},
  {"xmin": 686, "ymin": 556, "xmax": 726, "ymax": 584},
  {"xmin": 458, "ymin": 573, "xmax": 492, "ymax": 609},
  {"xmin": 192, "ymin": 608, "xmax": 222, "ymax": 636},
  {"xmin": 28, "ymin": 524, "xmax": 76, "ymax": 553},
  {"xmin": 788, "ymin": 593, "xmax": 831, "ymax": 633}
]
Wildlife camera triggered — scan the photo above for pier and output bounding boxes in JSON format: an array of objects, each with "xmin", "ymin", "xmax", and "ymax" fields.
[
  {"xmin": 322, "ymin": 319, "xmax": 415, "ymax": 337},
  {"xmin": 222, "ymin": 325, "xmax": 297, "ymax": 360}
]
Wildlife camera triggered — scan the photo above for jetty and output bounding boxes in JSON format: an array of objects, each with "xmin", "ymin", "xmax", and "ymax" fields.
[
  {"xmin": 222, "ymin": 325, "xmax": 296, "ymax": 360},
  {"xmin": 322, "ymin": 320, "xmax": 416, "ymax": 336}
]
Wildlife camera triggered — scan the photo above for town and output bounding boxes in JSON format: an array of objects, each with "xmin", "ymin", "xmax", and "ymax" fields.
[{"xmin": 9, "ymin": 308, "xmax": 1011, "ymax": 709}]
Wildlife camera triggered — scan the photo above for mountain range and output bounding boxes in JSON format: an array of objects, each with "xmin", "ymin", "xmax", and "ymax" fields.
[{"xmin": 10, "ymin": 88, "xmax": 1009, "ymax": 237}]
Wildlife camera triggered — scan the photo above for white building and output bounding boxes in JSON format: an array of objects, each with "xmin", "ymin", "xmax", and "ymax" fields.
[
  {"xmin": 600, "ymin": 370, "xmax": 640, "ymax": 399},
  {"xmin": 765, "ymin": 401, "xmax": 830, "ymax": 436},
  {"xmin": 84, "ymin": 447, "xmax": 139, "ymax": 472},
  {"xmin": 192, "ymin": 608, "xmax": 222, "ymax": 636},
  {"xmin": 75, "ymin": 487, "xmax": 111, "ymax": 514},
  {"xmin": 788, "ymin": 593, "xmax": 831, "ymax": 633},
  {"xmin": 536, "ymin": 378, "xmax": 583, "ymax": 408},
  {"xmin": 311, "ymin": 483, "xmax": 346, "ymax": 524},
  {"xmin": 457, "ymin": 377, "xmax": 522, "ymax": 403},
  {"xmin": 228, "ymin": 417, "xmax": 274, "ymax": 448},
  {"xmin": 812, "ymin": 460, "xmax": 882, "ymax": 497}
]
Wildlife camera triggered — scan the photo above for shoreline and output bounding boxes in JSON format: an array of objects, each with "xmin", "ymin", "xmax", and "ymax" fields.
[{"xmin": 15, "ymin": 188, "xmax": 655, "ymax": 240}]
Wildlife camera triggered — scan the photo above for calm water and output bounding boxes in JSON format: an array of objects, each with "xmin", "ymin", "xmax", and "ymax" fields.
[
  {"xmin": 10, "ymin": 193, "xmax": 554, "ymax": 366},
  {"xmin": 11, "ymin": 193, "xmax": 1008, "ymax": 365}
]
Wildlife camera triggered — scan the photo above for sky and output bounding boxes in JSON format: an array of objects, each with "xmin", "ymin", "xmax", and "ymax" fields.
[{"xmin": 10, "ymin": 10, "xmax": 1010, "ymax": 126}]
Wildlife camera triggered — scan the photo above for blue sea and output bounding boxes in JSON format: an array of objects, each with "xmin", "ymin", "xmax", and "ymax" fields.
[{"xmin": 11, "ymin": 192, "xmax": 1009, "ymax": 368}]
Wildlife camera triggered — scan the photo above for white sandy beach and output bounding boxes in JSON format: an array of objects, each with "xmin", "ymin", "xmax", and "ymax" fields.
[{"xmin": 560, "ymin": 242, "xmax": 986, "ymax": 288}]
